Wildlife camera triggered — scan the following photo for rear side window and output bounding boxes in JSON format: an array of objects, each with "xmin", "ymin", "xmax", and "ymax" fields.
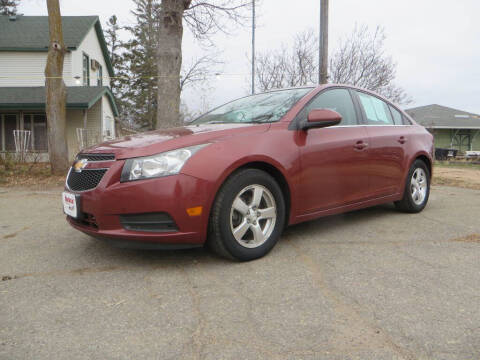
[
  {"xmin": 357, "ymin": 92, "xmax": 394, "ymax": 125},
  {"xmin": 389, "ymin": 105, "xmax": 404, "ymax": 125},
  {"xmin": 300, "ymin": 88, "xmax": 358, "ymax": 126}
]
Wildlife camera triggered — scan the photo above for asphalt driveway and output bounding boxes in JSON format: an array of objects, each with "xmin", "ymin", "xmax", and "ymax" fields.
[{"xmin": 0, "ymin": 185, "xmax": 479, "ymax": 359}]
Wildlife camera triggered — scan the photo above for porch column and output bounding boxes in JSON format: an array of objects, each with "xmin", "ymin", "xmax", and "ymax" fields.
[
  {"xmin": 450, "ymin": 129, "xmax": 460, "ymax": 148},
  {"xmin": 471, "ymin": 130, "xmax": 480, "ymax": 151},
  {"xmin": 83, "ymin": 109, "xmax": 87, "ymax": 130},
  {"xmin": 83, "ymin": 109, "xmax": 88, "ymax": 146},
  {"xmin": 1, "ymin": 114, "xmax": 4, "ymax": 151}
]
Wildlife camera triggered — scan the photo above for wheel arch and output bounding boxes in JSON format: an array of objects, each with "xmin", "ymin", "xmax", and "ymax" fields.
[
  {"xmin": 398, "ymin": 151, "xmax": 433, "ymax": 200},
  {"xmin": 412, "ymin": 152, "xmax": 433, "ymax": 178},
  {"xmin": 209, "ymin": 158, "xmax": 293, "ymax": 228}
]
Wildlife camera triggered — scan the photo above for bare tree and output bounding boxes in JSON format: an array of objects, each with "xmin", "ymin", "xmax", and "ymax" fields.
[
  {"xmin": 45, "ymin": 0, "xmax": 69, "ymax": 174},
  {"xmin": 118, "ymin": 0, "xmax": 224, "ymax": 130},
  {"xmin": 255, "ymin": 25, "xmax": 411, "ymax": 105},
  {"xmin": 329, "ymin": 25, "xmax": 410, "ymax": 104},
  {"xmin": 180, "ymin": 53, "xmax": 222, "ymax": 91},
  {"xmin": 156, "ymin": 0, "xmax": 251, "ymax": 129},
  {"xmin": 255, "ymin": 29, "xmax": 317, "ymax": 91},
  {"xmin": 0, "ymin": 0, "xmax": 19, "ymax": 15}
]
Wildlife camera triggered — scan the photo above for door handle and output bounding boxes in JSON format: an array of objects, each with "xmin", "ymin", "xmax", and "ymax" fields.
[
  {"xmin": 354, "ymin": 140, "xmax": 368, "ymax": 150},
  {"xmin": 398, "ymin": 136, "xmax": 407, "ymax": 144}
]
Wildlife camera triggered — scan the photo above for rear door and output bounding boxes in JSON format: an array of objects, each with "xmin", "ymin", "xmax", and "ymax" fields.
[
  {"xmin": 297, "ymin": 88, "xmax": 371, "ymax": 213},
  {"xmin": 354, "ymin": 91, "xmax": 407, "ymax": 197}
]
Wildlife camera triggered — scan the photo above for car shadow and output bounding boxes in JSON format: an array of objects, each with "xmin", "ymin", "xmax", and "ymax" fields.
[
  {"xmin": 283, "ymin": 203, "xmax": 399, "ymax": 238},
  {"xmin": 78, "ymin": 202, "xmax": 403, "ymax": 267}
]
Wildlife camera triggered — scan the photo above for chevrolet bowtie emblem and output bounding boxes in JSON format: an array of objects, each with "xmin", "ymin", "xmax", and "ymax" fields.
[{"xmin": 73, "ymin": 158, "xmax": 88, "ymax": 173}]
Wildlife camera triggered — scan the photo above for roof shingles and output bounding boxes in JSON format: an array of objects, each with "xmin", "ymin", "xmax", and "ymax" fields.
[
  {"xmin": 0, "ymin": 15, "xmax": 98, "ymax": 50},
  {"xmin": 0, "ymin": 86, "xmax": 119, "ymax": 116},
  {"xmin": 0, "ymin": 15, "xmax": 114, "ymax": 77},
  {"xmin": 406, "ymin": 104, "xmax": 480, "ymax": 129}
]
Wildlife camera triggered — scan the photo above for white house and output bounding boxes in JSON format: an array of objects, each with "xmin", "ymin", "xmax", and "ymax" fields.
[{"xmin": 0, "ymin": 15, "xmax": 119, "ymax": 160}]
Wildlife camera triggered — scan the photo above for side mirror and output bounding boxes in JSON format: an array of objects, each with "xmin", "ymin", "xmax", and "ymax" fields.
[{"xmin": 302, "ymin": 109, "xmax": 342, "ymax": 130}]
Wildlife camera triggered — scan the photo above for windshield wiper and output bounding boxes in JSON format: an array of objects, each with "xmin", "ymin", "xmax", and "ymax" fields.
[
  {"xmin": 204, "ymin": 121, "xmax": 236, "ymax": 124},
  {"xmin": 247, "ymin": 114, "xmax": 274, "ymax": 123}
]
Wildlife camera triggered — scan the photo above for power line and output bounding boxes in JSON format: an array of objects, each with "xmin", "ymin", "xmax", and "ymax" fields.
[{"xmin": 0, "ymin": 73, "xmax": 250, "ymax": 80}]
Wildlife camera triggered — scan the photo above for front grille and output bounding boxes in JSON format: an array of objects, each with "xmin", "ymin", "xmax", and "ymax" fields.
[
  {"xmin": 77, "ymin": 153, "xmax": 115, "ymax": 162},
  {"xmin": 67, "ymin": 169, "xmax": 107, "ymax": 191},
  {"xmin": 120, "ymin": 213, "xmax": 179, "ymax": 233}
]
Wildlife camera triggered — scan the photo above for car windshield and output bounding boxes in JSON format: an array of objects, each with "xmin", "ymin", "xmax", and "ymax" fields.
[{"xmin": 191, "ymin": 88, "xmax": 313, "ymax": 125}]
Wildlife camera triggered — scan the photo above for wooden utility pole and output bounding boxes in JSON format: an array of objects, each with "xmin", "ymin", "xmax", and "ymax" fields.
[
  {"xmin": 45, "ymin": 0, "xmax": 69, "ymax": 174},
  {"xmin": 319, "ymin": 0, "xmax": 329, "ymax": 84},
  {"xmin": 251, "ymin": 0, "xmax": 256, "ymax": 94}
]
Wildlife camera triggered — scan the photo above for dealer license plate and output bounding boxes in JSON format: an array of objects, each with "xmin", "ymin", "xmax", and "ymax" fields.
[{"xmin": 62, "ymin": 192, "xmax": 78, "ymax": 218}]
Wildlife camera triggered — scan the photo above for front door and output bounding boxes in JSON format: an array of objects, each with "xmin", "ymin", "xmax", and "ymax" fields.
[{"xmin": 296, "ymin": 88, "xmax": 371, "ymax": 213}]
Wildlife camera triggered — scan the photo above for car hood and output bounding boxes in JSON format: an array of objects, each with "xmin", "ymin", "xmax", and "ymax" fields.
[{"xmin": 81, "ymin": 123, "xmax": 270, "ymax": 159}]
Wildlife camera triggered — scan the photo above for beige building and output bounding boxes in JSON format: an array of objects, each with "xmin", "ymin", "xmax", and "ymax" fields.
[{"xmin": 0, "ymin": 15, "xmax": 118, "ymax": 160}]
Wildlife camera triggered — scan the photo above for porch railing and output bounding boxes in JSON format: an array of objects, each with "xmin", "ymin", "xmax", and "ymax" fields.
[
  {"xmin": 76, "ymin": 128, "xmax": 102, "ymax": 151},
  {"xmin": 13, "ymin": 130, "xmax": 31, "ymax": 163}
]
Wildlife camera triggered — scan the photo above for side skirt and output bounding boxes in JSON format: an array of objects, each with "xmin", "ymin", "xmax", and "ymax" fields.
[{"xmin": 291, "ymin": 193, "xmax": 402, "ymax": 225}]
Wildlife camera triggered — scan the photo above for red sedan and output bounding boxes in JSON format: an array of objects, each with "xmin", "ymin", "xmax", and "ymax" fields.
[{"xmin": 63, "ymin": 84, "xmax": 433, "ymax": 261}]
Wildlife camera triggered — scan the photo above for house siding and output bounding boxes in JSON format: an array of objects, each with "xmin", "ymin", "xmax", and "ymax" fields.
[
  {"xmin": 431, "ymin": 129, "xmax": 480, "ymax": 151},
  {"xmin": 0, "ymin": 27, "xmax": 111, "ymax": 88},
  {"xmin": 101, "ymin": 95, "xmax": 115, "ymax": 139},
  {"xmin": 432, "ymin": 130, "xmax": 452, "ymax": 148},
  {"xmin": 87, "ymin": 100, "xmax": 102, "ymax": 144},
  {"xmin": 65, "ymin": 100, "xmax": 103, "ymax": 160},
  {"xmin": 65, "ymin": 109, "xmax": 84, "ymax": 160},
  {"xmin": 0, "ymin": 51, "xmax": 73, "ymax": 86},
  {"xmin": 73, "ymin": 27, "xmax": 111, "ymax": 87}
]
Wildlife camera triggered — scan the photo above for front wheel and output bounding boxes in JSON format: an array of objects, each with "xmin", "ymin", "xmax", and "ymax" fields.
[
  {"xmin": 395, "ymin": 159, "xmax": 430, "ymax": 213},
  {"xmin": 208, "ymin": 169, "xmax": 286, "ymax": 261}
]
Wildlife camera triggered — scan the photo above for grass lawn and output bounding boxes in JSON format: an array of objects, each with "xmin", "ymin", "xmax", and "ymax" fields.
[
  {"xmin": 433, "ymin": 161, "xmax": 480, "ymax": 190},
  {"xmin": 434, "ymin": 160, "xmax": 480, "ymax": 170}
]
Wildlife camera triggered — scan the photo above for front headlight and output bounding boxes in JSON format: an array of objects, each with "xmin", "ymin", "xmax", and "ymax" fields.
[{"xmin": 120, "ymin": 144, "xmax": 209, "ymax": 182}]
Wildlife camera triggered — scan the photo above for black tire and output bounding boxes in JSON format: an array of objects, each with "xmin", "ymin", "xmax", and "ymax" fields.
[
  {"xmin": 395, "ymin": 159, "xmax": 430, "ymax": 213},
  {"xmin": 207, "ymin": 168, "xmax": 286, "ymax": 261}
]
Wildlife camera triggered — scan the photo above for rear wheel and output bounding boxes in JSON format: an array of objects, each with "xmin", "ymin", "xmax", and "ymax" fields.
[
  {"xmin": 395, "ymin": 159, "xmax": 430, "ymax": 213},
  {"xmin": 208, "ymin": 169, "xmax": 286, "ymax": 261}
]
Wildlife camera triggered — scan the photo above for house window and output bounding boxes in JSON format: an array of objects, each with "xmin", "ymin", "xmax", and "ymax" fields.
[
  {"xmin": 97, "ymin": 65, "xmax": 103, "ymax": 86},
  {"xmin": 83, "ymin": 53, "xmax": 90, "ymax": 86}
]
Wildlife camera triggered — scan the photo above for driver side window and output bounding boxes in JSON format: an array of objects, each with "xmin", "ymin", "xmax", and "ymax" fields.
[{"xmin": 299, "ymin": 88, "xmax": 358, "ymax": 126}]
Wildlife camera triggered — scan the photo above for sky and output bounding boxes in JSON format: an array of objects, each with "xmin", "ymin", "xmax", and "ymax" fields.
[{"xmin": 19, "ymin": 0, "xmax": 480, "ymax": 114}]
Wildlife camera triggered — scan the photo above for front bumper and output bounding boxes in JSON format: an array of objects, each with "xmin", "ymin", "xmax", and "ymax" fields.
[{"xmin": 65, "ymin": 161, "xmax": 213, "ymax": 247}]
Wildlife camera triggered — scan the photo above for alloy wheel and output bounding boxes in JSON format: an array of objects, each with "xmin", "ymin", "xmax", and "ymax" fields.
[
  {"xmin": 229, "ymin": 184, "xmax": 277, "ymax": 248},
  {"xmin": 410, "ymin": 168, "xmax": 427, "ymax": 205}
]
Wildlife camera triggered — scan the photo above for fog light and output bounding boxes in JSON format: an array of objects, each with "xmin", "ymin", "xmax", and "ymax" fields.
[{"xmin": 186, "ymin": 206, "xmax": 203, "ymax": 217}]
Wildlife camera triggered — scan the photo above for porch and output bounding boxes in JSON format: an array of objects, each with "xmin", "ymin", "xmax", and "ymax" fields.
[{"xmin": 0, "ymin": 86, "xmax": 118, "ymax": 161}]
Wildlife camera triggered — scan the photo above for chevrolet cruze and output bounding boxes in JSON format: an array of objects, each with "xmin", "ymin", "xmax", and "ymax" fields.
[{"xmin": 63, "ymin": 84, "xmax": 434, "ymax": 261}]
